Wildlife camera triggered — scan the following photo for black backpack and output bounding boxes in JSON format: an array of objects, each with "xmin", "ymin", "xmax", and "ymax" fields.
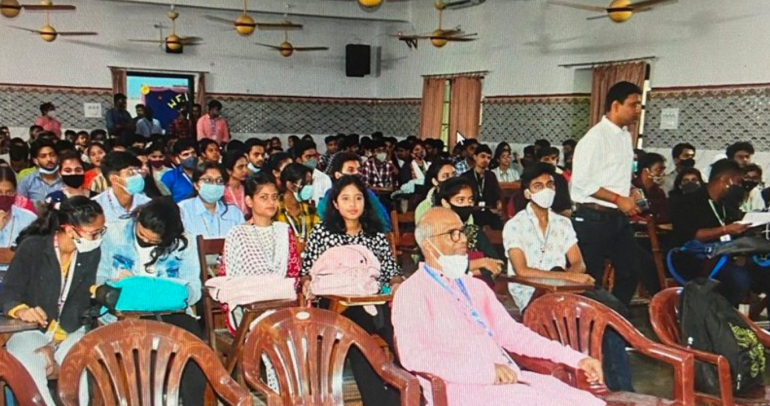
[{"xmin": 679, "ymin": 278, "xmax": 766, "ymax": 395}]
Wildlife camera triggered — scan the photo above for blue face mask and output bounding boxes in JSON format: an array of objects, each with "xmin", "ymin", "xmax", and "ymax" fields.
[
  {"xmin": 199, "ymin": 183, "xmax": 225, "ymax": 203},
  {"xmin": 303, "ymin": 158, "xmax": 317, "ymax": 170},
  {"xmin": 295, "ymin": 184, "xmax": 313, "ymax": 202},
  {"xmin": 248, "ymin": 163, "xmax": 261, "ymax": 174},
  {"xmin": 121, "ymin": 174, "xmax": 145, "ymax": 196},
  {"xmin": 180, "ymin": 156, "xmax": 198, "ymax": 171}
]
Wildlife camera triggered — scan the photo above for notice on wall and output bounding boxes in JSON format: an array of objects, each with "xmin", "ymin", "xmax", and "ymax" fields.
[
  {"xmin": 84, "ymin": 103, "xmax": 102, "ymax": 119},
  {"xmin": 659, "ymin": 108, "xmax": 679, "ymax": 130}
]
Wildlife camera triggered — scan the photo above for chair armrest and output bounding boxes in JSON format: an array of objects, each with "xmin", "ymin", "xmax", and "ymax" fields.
[
  {"xmin": 657, "ymin": 342, "xmax": 734, "ymax": 406},
  {"xmin": 248, "ymin": 378, "xmax": 282, "ymax": 406},
  {"xmin": 379, "ymin": 362, "xmax": 422, "ymax": 406},
  {"xmin": 507, "ymin": 353, "xmax": 611, "ymax": 397},
  {"xmin": 410, "ymin": 370, "xmax": 449, "ymax": 406}
]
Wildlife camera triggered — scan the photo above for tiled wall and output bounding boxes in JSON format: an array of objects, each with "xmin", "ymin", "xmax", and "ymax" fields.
[
  {"xmin": 480, "ymin": 95, "xmax": 591, "ymax": 144},
  {"xmin": 0, "ymin": 85, "xmax": 112, "ymax": 131}
]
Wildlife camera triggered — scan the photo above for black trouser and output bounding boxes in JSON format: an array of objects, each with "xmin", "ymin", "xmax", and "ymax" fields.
[
  {"xmin": 141, "ymin": 313, "xmax": 206, "ymax": 406},
  {"xmin": 572, "ymin": 206, "xmax": 658, "ymax": 305},
  {"xmin": 340, "ymin": 305, "xmax": 401, "ymax": 406}
]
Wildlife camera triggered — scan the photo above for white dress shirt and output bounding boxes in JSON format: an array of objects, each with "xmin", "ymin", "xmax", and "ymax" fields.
[
  {"xmin": 570, "ymin": 116, "xmax": 634, "ymax": 208},
  {"xmin": 312, "ymin": 168, "xmax": 332, "ymax": 205},
  {"xmin": 742, "ymin": 186, "xmax": 766, "ymax": 213}
]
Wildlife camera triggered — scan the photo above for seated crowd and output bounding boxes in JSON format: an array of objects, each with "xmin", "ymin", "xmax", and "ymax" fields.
[{"xmin": 0, "ymin": 83, "xmax": 767, "ymax": 405}]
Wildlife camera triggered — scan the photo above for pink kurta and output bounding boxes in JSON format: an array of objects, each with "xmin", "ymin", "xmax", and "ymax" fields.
[{"xmin": 393, "ymin": 264, "xmax": 605, "ymax": 406}]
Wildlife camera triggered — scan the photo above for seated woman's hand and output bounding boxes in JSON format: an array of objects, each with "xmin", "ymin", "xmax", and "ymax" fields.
[
  {"xmin": 17, "ymin": 306, "xmax": 48, "ymax": 327},
  {"xmin": 578, "ymin": 357, "xmax": 604, "ymax": 385},
  {"xmin": 564, "ymin": 272, "xmax": 595, "ymax": 285},
  {"xmin": 483, "ymin": 258, "xmax": 505, "ymax": 276},
  {"xmin": 301, "ymin": 277, "xmax": 315, "ymax": 301},
  {"xmin": 494, "ymin": 363, "xmax": 518, "ymax": 385},
  {"xmin": 34, "ymin": 343, "xmax": 59, "ymax": 377}
]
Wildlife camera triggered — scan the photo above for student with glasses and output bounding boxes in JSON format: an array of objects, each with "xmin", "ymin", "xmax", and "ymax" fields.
[
  {"xmin": 178, "ymin": 162, "xmax": 244, "ymax": 239},
  {"xmin": 92, "ymin": 151, "xmax": 152, "ymax": 223},
  {"xmin": 0, "ymin": 197, "xmax": 105, "ymax": 406},
  {"xmin": 45, "ymin": 151, "xmax": 95, "ymax": 208}
]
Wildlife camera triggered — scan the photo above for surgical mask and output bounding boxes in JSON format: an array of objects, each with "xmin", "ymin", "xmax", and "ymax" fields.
[
  {"xmin": 680, "ymin": 158, "xmax": 695, "ymax": 168},
  {"xmin": 47, "ymin": 110, "xmax": 56, "ymax": 118},
  {"xmin": 248, "ymin": 162, "xmax": 261, "ymax": 174},
  {"xmin": 375, "ymin": 152, "xmax": 388, "ymax": 163},
  {"xmin": 62, "ymin": 174, "xmax": 85, "ymax": 189},
  {"xmin": 681, "ymin": 182, "xmax": 700, "ymax": 194},
  {"xmin": 427, "ymin": 239, "xmax": 468, "ymax": 279},
  {"xmin": 743, "ymin": 181, "xmax": 759, "ymax": 192},
  {"xmin": 294, "ymin": 184, "xmax": 313, "ymax": 202},
  {"xmin": 449, "ymin": 204, "xmax": 473, "ymax": 223},
  {"xmin": 530, "ymin": 188, "xmax": 556, "ymax": 209},
  {"xmin": 121, "ymin": 174, "xmax": 145, "ymax": 196},
  {"xmin": 651, "ymin": 175, "xmax": 665, "ymax": 186},
  {"xmin": 39, "ymin": 165, "xmax": 59, "ymax": 175},
  {"xmin": 302, "ymin": 158, "xmax": 318, "ymax": 170},
  {"xmin": 199, "ymin": 183, "xmax": 225, "ymax": 203},
  {"xmin": 0, "ymin": 195, "xmax": 14, "ymax": 212},
  {"xmin": 180, "ymin": 156, "xmax": 198, "ymax": 170},
  {"xmin": 73, "ymin": 235, "xmax": 102, "ymax": 253}
]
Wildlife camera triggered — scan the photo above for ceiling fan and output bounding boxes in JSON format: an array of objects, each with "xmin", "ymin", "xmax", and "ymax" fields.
[
  {"xmin": 255, "ymin": 30, "xmax": 328, "ymax": 57},
  {"xmin": 129, "ymin": 6, "xmax": 202, "ymax": 53},
  {"xmin": 10, "ymin": 6, "xmax": 95, "ymax": 42},
  {"xmin": 391, "ymin": 0, "xmax": 477, "ymax": 49},
  {"xmin": 0, "ymin": 0, "xmax": 73, "ymax": 19},
  {"xmin": 548, "ymin": 0, "xmax": 677, "ymax": 23},
  {"xmin": 206, "ymin": 0, "xmax": 302, "ymax": 37}
]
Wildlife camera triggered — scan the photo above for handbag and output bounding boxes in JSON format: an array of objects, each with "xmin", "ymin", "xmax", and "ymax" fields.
[{"xmin": 309, "ymin": 244, "xmax": 381, "ymax": 296}]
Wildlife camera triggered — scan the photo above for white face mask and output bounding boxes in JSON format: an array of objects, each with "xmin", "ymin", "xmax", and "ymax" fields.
[
  {"xmin": 73, "ymin": 235, "xmax": 102, "ymax": 253},
  {"xmin": 47, "ymin": 110, "xmax": 56, "ymax": 118},
  {"xmin": 427, "ymin": 239, "xmax": 468, "ymax": 279},
  {"xmin": 530, "ymin": 188, "xmax": 556, "ymax": 209}
]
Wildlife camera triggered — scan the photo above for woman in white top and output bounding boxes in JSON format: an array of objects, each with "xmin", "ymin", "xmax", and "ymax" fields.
[{"xmin": 492, "ymin": 149, "xmax": 521, "ymax": 183}]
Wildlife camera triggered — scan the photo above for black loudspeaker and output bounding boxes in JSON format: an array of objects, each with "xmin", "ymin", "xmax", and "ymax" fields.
[{"xmin": 346, "ymin": 44, "xmax": 371, "ymax": 77}]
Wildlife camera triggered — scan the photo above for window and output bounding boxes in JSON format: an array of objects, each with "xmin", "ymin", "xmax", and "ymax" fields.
[
  {"xmin": 126, "ymin": 72, "xmax": 195, "ymax": 131},
  {"xmin": 440, "ymin": 79, "xmax": 451, "ymax": 150}
]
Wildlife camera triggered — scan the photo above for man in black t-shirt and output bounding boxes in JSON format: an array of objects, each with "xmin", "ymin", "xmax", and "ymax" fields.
[{"xmin": 669, "ymin": 158, "xmax": 770, "ymax": 305}]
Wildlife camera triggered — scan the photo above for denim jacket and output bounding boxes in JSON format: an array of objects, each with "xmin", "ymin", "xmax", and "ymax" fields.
[{"xmin": 96, "ymin": 219, "xmax": 201, "ymax": 306}]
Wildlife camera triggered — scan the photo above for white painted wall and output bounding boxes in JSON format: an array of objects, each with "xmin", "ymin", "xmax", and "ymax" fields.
[{"xmin": 376, "ymin": 0, "xmax": 770, "ymax": 98}]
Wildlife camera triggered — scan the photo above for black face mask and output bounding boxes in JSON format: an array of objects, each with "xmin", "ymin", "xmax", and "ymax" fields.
[
  {"xmin": 743, "ymin": 181, "xmax": 759, "ymax": 192},
  {"xmin": 449, "ymin": 204, "xmax": 473, "ymax": 223},
  {"xmin": 62, "ymin": 174, "xmax": 85, "ymax": 189},
  {"xmin": 723, "ymin": 184, "xmax": 746, "ymax": 206},
  {"xmin": 136, "ymin": 235, "xmax": 155, "ymax": 248},
  {"xmin": 679, "ymin": 158, "xmax": 695, "ymax": 168},
  {"xmin": 681, "ymin": 182, "xmax": 700, "ymax": 195}
]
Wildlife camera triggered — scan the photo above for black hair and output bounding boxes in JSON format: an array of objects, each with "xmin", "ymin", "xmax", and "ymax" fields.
[
  {"xmin": 371, "ymin": 131, "xmax": 383, "ymax": 140},
  {"xmin": 520, "ymin": 162, "xmax": 556, "ymax": 190},
  {"xmin": 323, "ymin": 175, "xmax": 383, "ymax": 236},
  {"xmin": 208, "ymin": 100, "xmax": 223, "ymax": 111},
  {"xmin": 292, "ymin": 140, "xmax": 317, "ymax": 160},
  {"xmin": 638, "ymin": 152, "xmax": 665, "ymax": 174},
  {"xmin": 133, "ymin": 147, "xmax": 164, "ymax": 198},
  {"xmin": 280, "ymin": 162, "xmax": 311, "ymax": 187},
  {"xmin": 172, "ymin": 138, "xmax": 197, "ymax": 156},
  {"xmin": 301, "ymin": 134, "xmax": 314, "ymax": 142},
  {"xmin": 433, "ymin": 176, "xmax": 473, "ymax": 206},
  {"xmin": 562, "ymin": 139, "xmax": 577, "ymax": 148},
  {"xmin": 29, "ymin": 125, "xmax": 43, "ymax": 133},
  {"xmin": 265, "ymin": 152, "xmax": 292, "ymax": 178},
  {"xmin": 604, "ymin": 81, "xmax": 642, "ymax": 113},
  {"xmin": 223, "ymin": 150, "xmax": 248, "ymax": 173},
  {"xmin": 534, "ymin": 139, "xmax": 551, "ymax": 150},
  {"xmin": 493, "ymin": 142, "xmax": 511, "ymax": 162},
  {"xmin": 86, "ymin": 142, "xmax": 107, "ymax": 160},
  {"xmin": 244, "ymin": 171, "xmax": 278, "ymax": 198},
  {"xmin": 16, "ymin": 196, "xmax": 103, "ymax": 246},
  {"xmin": 9, "ymin": 142, "xmax": 29, "ymax": 163},
  {"xmin": 244, "ymin": 138, "xmax": 265, "ymax": 155},
  {"xmin": 474, "ymin": 144, "xmax": 492, "ymax": 156},
  {"xmin": 327, "ymin": 152, "xmax": 360, "ymax": 176},
  {"xmin": 426, "ymin": 138, "xmax": 444, "ymax": 151},
  {"xmin": 145, "ymin": 142, "xmax": 165, "ymax": 156},
  {"xmin": 421, "ymin": 158, "xmax": 455, "ymax": 195},
  {"xmin": 226, "ymin": 139, "xmax": 245, "ymax": 154},
  {"xmin": 54, "ymin": 140, "xmax": 75, "ymax": 155},
  {"xmin": 324, "ymin": 135, "xmax": 337, "ymax": 145},
  {"xmin": 128, "ymin": 146, "xmax": 145, "ymax": 157},
  {"xmin": 674, "ymin": 167, "xmax": 704, "ymax": 191},
  {"xmin": 360, "ymin": 137, "xmax": 373, "ymax": 152},
  {"xmin": 0, "ymin": 166, "xmax": 17, "ymax": 189},
  {"xmin": 132, "ymin": 197, "xmax": 188, "ymax": 268},
  {"xmin": 410, "ymin": 140, "xmax": 426, "ymax": 153},
  {"xmin": 113, "ymin": 93, "xmax": 126, "ymax": 104},
  {"xmin": 31, "ymin": 139, "xmax": 56, "ymax": 159},
  {"xmin": 395, "ymin": 140, "xmax": 411, "ymax": 151},
  {"xmin": 198, "ymin": 138, "xmax": 219, "ymax": 154},
  {"xmin": 671, "ymin": 142, "xmax": 696, "ymax": 159},
  {"xmin": 370, "ymin": 138, "xmax": 385, "ymax": 150},
  {"xmin": 743, "ymin": 163, "xmax": 763, "ymax": 177},
  {"xmin": 101, "ymin": 151, "xmax": 141, "ymax": 186},
  {"xmin": 90, "ymin": 129, "xmax": 107, "ymax": 139},
  {"xmin": 288, "ymin": 135, "xmax": 300, "ymax": 144},
  {"xmin": 40, "ymin": 102, "xmax": 54, "ymax": 115},
  {"xmin": 58, "ymin": 150, "xmax": 83, "ymax": 168},
  {"xmin": 523, "ymin": 145, "xmax": 536, "ymax": 157},
  {"xmin": 709, "ymin": 158, "xmax": 742, "ymax": 183},
  {"xmin": 189, "ymin": 162, "xmax": 228, "ymax": 209},
  {"xmin": 341, "ymin": 134, "xmax": 359, "ymax": 150},
  {"xmin": 536, "ymin": 146, "xmax": 560, "ymax": 162},
  {"xmin": 726, "ymin": 141, "xmax": 755, "ymax": 159}
]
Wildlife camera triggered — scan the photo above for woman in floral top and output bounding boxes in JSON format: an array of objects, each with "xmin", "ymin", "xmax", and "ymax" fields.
[{"xmin": 274, "ymin": 163, "xmax": 319, "ymax": 253}]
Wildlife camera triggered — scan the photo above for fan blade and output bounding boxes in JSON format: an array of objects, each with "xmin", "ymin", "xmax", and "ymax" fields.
[
  {"xmin": 256, "ymin": 22, "xmax": 303, "ymax": 30},
  {"xmin": 548, "ymin": 1, "xmax": 606, "ymax": 12},
  {"xmin": 629, "ymin": 0, "xmax": 676, "ymax": 9},
  {"xmin": 182, "ymin": 42, "xmax": 203, "ymax": 46},
  {"xmin": 9, "ymin": 26, "xmax": 41, "ymax": 33},
  {"xmin": 441, "ymin": 37, "xmax": 476, "ymax": 42},
  {"xmin": 294, "ymin": 46, "xmax": 329, "ymax": 51},
  {"xmin": 22, "ymin": 4, "xmax": 76, "ymax": 11},
  {"xmin": 0, "ymin": 5, "xmax": 21, "ymax": 10},
  {"xmin": 204, "ymin": 15, "xmax": 238, "ymax": 25},
  {"xmin": 445, "ymin": 32, "xmax": 477, "ymax": 38},
  {"xmin": 129, "ymin": 39, "xmax": 164, "ymax": 43},
  {"xmin": 586, "ymin": 14, "xmax": 610, "ymax": 20},
  {"xmin": 58, "ymin": 32, "xmax": 97, "ymax": 36},
  {"xmin": 180, "ymin": 36, "xmax": 203, "ymax": 42},
  {"xmin": 255, "ymin": 42, "xmax": 283, "ymax": 50}
]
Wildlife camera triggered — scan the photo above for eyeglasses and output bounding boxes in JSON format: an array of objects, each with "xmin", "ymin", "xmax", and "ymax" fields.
[
  {"xmin": 429, "ymin": 226, "xmax": 468, "ymax": 243},
  {"xmin": 74, "ymin": 226, "xmax": 107, "ymax": 239},
  {"xmin": 199, "ymin": 177, "xmax": 225, "ymax": 185}
]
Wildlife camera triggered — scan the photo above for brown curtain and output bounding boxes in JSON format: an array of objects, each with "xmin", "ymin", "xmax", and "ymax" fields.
[
  {"xmin": 448, "ymin": 76, "xmax": 482, "ymax": 147},
  {"xmin": 590, "ymin": 62, "xmax": 646, "ymax": 139},
  {"xmin": 110, "ymin": 67, "xmax": 126, "ymax": 96},
  {"xmin": 419, "ymin": 78, "xmax": 445, "ymax": 140},
  {"xmin": 195, "ymin": 73, "xmax": 206, "ymax": 108}
]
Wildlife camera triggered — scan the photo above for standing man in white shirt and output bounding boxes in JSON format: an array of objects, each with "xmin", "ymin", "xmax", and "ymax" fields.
[{"xmin": 570, "ymin": 81, "xmax": 656, "ymax": 306}]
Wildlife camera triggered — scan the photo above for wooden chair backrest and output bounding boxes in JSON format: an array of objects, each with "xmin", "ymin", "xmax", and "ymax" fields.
[
  {"xmin": 196, "ymin": 235, "xmax": 225, "ymax": 345},
  {"xmin": 58, "ymin": 320, "xmax": 251, "ymax": 406},
  {"xmin": 648, "ymin": 287, "xmax": 683, "ymax": 346},
  {"xmin": 241, "ymin": 307, "xmax": 421, "ymax": 406},
  {"xmin": 390, "ymin": 210, "xmax": 416, "ymax": 249},
  {"xmin": 0, "ymin": 348, "xmax": 45, "ymax": 406},
  {"xmin": 644, "ymin": 215, "xmax": 675, "ymax": 290}
]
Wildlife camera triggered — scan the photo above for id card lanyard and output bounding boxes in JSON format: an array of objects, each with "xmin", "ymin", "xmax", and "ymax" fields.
[
  {"xmin": 708, "ymin": 199, "xmax": 731, "ymax": 242},
  {"xmin": 49, "ymin": 233, "xmax": 77, "ymax": 341}
]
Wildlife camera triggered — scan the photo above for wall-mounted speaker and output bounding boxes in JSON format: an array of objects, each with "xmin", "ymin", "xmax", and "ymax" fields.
[{"xmin": 346, "ymin": 44, "xmax": 371, "ymax": 77}]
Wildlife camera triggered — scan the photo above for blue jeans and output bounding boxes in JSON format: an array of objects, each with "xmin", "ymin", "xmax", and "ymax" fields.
[{"xmin": 602, "ymin": 329, "xmax": 635, "ymax": 392}]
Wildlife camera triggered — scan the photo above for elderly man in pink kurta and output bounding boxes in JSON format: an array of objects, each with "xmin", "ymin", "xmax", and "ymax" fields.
[{"xmin": 393, "ymin": 207, "xmax": 605, "ymax": 406}]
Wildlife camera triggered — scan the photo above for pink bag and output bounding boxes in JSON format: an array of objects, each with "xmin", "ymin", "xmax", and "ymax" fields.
[
  {"xmin": 205, "ymin": 274, "xmax": 297, "ymax": 308},
  {"xmin": 309, "ymin": 245, "xmax": 381, "ymax": 296}
]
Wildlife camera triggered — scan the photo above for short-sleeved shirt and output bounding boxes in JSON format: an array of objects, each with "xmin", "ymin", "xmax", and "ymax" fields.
[
  {"xmin": 161, "ymin": 166, "xmax": 194, "ymax": 203},
  {"xmin": 17, "ymin": 170, "xmax": 62, "ymax": 204},
  {"xmin": 92, "ymin": 188, "xmax": 152, "ymax": 223},
  {"xmin": 503, "ymin": 203, "xmax": 578, "ymax": 310},
  {"xmin": 178, "ymin": 196, "xmax": 244, "ymax": 239}
]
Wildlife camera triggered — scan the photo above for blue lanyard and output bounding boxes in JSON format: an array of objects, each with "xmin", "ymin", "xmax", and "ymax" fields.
[{"xmin": 424, "ymin": 265, "xmax": 494, "ymax": 338}]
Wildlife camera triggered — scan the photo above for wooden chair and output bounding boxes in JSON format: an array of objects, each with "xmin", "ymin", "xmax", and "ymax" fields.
[
  {"xmin": 642, "ymin": 215, "xmax": 677, "ymax": 290},
  {"xmin": 241, "ymin": 307, "xmax": 421, "ymax": 406},
  {"xmin": 196, "ymin": 236, "xmax": 230, "ymax": 355},
  {"xmin": 524, "ymin": 293, "xmax": 696, "ymax": 406},
  {"xmin": 58, "ymin": 320, "xmax": 251, "ymax": 406},
  {"xmin": 390, "ymin": 210, "xmax": 419, "ymax": 267},
  {"xmin": 650, "ymin": 287, "xmax": 770, "ymax": 406},
  {"xmin": 0, "ymin": 347, "xmax": 45, "ymax": 406}
]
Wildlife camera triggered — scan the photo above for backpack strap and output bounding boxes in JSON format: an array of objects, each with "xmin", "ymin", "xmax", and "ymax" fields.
[{"xmin": 667, "ymin": 248, "xmax": 728, "ymax": 285}]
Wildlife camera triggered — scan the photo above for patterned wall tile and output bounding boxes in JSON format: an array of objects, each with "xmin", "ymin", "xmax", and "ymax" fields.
[
  {"xmin": 0, "ymin": 85, "xmax": 112, "ymax": 131},
  {"xmin": 644, "ymin": 85, "xmax": 770, "ymax": 151},
  {"xmin": 480, "ymin": 96, "xmax": 591, "ymax": 144}
]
